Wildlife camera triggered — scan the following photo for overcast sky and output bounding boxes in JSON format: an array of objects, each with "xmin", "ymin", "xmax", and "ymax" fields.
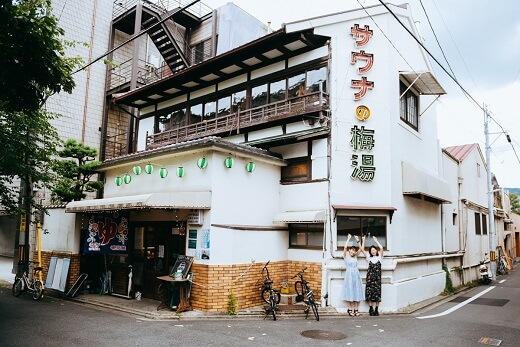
[{"xmin": 203, "ymin": 0, "xmax": 520, "ymax": 188}]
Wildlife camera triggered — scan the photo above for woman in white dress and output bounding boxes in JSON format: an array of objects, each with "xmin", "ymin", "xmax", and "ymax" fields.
[{"xmin": 341, "ymin": 234, "xmax": 366, "ymax": 316}]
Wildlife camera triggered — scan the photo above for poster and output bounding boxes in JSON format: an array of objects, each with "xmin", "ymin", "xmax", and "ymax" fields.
[
  {"xmin": 170, "ymin": 255, "xmax": 194, "ymax": 278},
  {"xmin": 83, "ymin": 212, "xmax": 129, "ymax": 254}
]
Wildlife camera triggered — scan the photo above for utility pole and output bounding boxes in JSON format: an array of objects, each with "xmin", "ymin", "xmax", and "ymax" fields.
[{"xmin": 484, "ymin": 104, "xmax": 497, "ymax": 280}]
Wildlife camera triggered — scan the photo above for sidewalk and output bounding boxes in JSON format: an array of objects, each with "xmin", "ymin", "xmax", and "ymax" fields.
[{"xmin": 0, "ymin": 255, "xmax": 483, "ymax": 321}]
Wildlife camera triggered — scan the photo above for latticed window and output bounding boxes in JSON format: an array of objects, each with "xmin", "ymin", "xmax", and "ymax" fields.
[{"xmin": 399, "ymin": 81, "xmax": 419, "ymax": 130}]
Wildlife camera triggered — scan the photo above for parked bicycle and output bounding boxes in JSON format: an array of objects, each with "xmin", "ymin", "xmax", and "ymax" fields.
[
  {"xmin": 12, "ymin": 261, "xmax": 44, "ymax": 301},
  {"xmin": 260, "ymin": 260, "xmax": 280, "ymax": 320},
  {"xmin": 293, "ymin": 267, "xmax": 319, "ymax": 321}
]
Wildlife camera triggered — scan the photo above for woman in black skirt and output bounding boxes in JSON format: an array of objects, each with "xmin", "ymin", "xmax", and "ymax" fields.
[{"xmin": 365, "ymin": 236, "xmax": 383, "ymax": 316}]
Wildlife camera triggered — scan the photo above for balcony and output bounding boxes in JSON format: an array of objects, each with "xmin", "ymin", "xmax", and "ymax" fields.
[{"xmin": 146, "ymin": 91, "xmax": 329, "ymax": 149}]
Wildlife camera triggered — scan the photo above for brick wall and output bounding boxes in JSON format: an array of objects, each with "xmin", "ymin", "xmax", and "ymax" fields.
[
  {"xmin": 39, "ymin": 251, "xmax": 80, "ymax": 291},
  {"xmin": 189, "ymin": 260, "xmax": 322, "ymax": 312}
]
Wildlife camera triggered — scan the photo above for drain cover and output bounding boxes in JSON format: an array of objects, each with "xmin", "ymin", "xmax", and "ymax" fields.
[
  {"xmin": 300, "ymin": 330, "xmax": 347, "ymax": 340},
  {"xmin": 478, "ymin": 337, "xmax": 502, "ymax": 346}
]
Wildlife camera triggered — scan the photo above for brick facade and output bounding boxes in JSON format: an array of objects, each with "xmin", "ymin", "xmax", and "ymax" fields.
[
  {"xmin": 38, "ymin": 251, "xmax": 80, "ymax": 291},
  {"xmin": 189, "ymin": 260, "xmax": 322, "ymax": 312}
]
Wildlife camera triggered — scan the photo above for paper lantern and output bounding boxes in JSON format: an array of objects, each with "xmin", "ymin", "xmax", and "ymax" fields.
[
  {"xmin": 115, "ymin": 176, "xmax": 123, "ymax": 186},
  {"xmin": 132, "ymin": 165, "xmax": 142, "ymax": 175},
  {"xmin": 224, "ymin": 157, "xmax": 234, "ymax": 168},
  {"xmin": 123, "ymin": 174, "xmax": 132, "ymax": 184},
  {"xmin": 159, "ymin": 167, "xmax": 168, "ymax": 178},
  {"xmin": 246, "ymin": 161, "xmax": 255, "ymax": 172},
  {"xmin": 197, "ymin": 157, "xmax": 208, "ymax": 169},
  {"xmin": 176, "ymin": 166, "xmax": 185, "ymax": 177},
  {"xmin": 145, "ymin": 163, "xmax": 154, "ymax": 174}
]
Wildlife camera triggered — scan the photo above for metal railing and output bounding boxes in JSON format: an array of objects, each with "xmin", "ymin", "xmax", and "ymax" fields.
[
  {"xmin": 107, "ymin": 58, "xmax": 173, "ymax": 90},
  {"xmin": 113, "ymin": 0, "xmax": 212, "ymax": 21},
  {"xmin": 146, "ymin": 91, "xmax": 329, "ymax": 148}
]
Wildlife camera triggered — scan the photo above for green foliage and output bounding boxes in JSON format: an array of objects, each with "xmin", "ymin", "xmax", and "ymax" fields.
[
  {"xmin": 227, "ymin": 291, "xmax": 238, "ymax": 315},
  {"xmin": 510, "ymin": 192, "xmax": 520, "ymax": 214},
  {"xmin": 442, "ymin": 265, "xmax": 454, "ymax": 294},
  {"xmin": 0, "ymin": 0, "xmax": 79, "ymax": 112},
  {"xmin": 0, "ymin": 0, "xmax": 81, "ymax": 215},
  {"xmin": 51, "ymin": 139, "xmax": 103, "ymax": 203}
]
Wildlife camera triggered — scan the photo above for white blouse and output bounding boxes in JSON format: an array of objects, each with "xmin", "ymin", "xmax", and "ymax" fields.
[{"xmin": 368, "ymin": 255, "xmax": 382, "ymax": 264}]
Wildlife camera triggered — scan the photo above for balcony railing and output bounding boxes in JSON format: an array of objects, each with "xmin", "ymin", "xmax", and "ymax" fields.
[
  {"xmin": 113, "ymin": 0, "xmax": 212, "ymax": 21},
  {"xmin": 146, "ymin": 91, "xmax": 329, "ymax": 149},
  {"xmin": 107, "ymin": 58, "xmax": 173, "ymax": 91}
]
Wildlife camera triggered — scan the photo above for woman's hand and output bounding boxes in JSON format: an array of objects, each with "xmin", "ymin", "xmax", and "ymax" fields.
[
  {"xmin": 354, "ymin": 235, "xmax": 360, "ymax": 243},
  {"xmin": 373, "ymin": 236, "xmax": 378, "ymax": 242}
]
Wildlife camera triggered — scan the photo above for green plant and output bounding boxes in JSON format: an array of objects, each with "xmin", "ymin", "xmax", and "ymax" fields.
[
  {"xmin": 453, "ymin": 266, "xmax": 463, "ymax": 278},
  {"xmin": 227, "ymin": 291, "xmax": 238, "ymax": 315},
  {"xmin": 443, "ymin": 265, "xmax": 454, "ymax": 294}
]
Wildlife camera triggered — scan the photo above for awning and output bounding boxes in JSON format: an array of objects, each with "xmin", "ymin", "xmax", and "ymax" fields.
[
  {"xmin": 65, "ymin": 192, "xmax": 211, "ymax": 213},
  {"xmin": 273, "ymin": 210, "xmax": 326, "ymax": 223},
  {"xmin": 402, "ymin": 162, "xmax": 451, "ymax": 204},
  {"xmin": 400, "ymin": 71, "xmax": 446, "ymax": 95}
]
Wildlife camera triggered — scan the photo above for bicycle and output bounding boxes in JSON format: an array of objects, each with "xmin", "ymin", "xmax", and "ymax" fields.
[
  {"xmin": 12, "ymin": 261, "xmax": 45, "ymax": 301},
  {"xmin": 260, "ymin": 260, "xmax": 280, "ymax": 320},
  {"xmin": 293, "ymin": 267, "xmax": 319, "ymax": 321}
]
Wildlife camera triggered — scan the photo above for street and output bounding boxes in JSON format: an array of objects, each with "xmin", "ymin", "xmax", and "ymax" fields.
[{"xmin": 0, "ymin": 268, "xmax": 518, "ymax": 347}]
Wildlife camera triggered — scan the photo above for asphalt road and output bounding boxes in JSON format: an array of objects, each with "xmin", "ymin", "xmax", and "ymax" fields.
[{"xmin": 0, "ymin": 268, "xmax": 518, "ymax": 347}]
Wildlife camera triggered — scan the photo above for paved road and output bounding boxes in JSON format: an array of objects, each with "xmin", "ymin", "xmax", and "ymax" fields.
[{"xmin": 0, "ymin": 267, "xmax": 518, "ymax": 346}]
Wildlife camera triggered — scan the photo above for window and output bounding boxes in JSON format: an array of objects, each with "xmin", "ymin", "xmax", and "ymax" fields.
[
  {"xmin": 399, "ymin": 81, "xmax": 419, "ymax": 130},
  {"xmin": 251, "ymin": 84, "xmax": 267, "ymax": 108},
  {"xmin": 281, "ymin": 157, "xmax": 310, "ymax": 183},
  {"xmin": 269, "ymin": 79, "xmax": 286, "ymax": 103},
  {"xmin": 157, "ymin": 108, "xmax": 186, "ymax": 132},
  {"xmin": 203, "ymin": 101, "xmax": 216, "ymax": 121},
  {"xmin": 306, "ymin": 66, "xmax": 327, "ymax": 93},
  {"xmin": 482, "ymin": 214, "xmax": 488, "ymax": 235},
  {"xmin": 289, "ymin": 223, "xmax": 323, "ymax": 249},
  {"xmin": 232, "ymin": 90, "xmax": 247, "ymax": 112},
  {"xmin": 217, "ymin": 96, "xmax": 231, "ymax": 117},
  {"xmin": 288, "ymin": 73, "xmax": 306, "ymax": 99},
  {"xmin": 189, "ymin": 103, "xmax": 202, "ymax": 124},
  {"xmin": 336, "ymin": 216, "xmax": 387, "ymax": 250},
  {"xmin": 475, "ymin": 212, "xmax": 482, "ymax": 235}
]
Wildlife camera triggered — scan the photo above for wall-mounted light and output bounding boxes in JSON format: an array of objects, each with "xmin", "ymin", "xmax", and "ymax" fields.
[
  {"xmin": 159, "ymin": 167, "xmax": 168, "ymax": 178},
  {"xmin": 145, "ymin": 163, "xmax": 154, "ymax": 174},
  {"xmin": 133, "ymin": 165, "xmax": 142, "ymax": 175},
  {"xmin": 224, "ymin": 157, "xmax": 234, "ymax": 168},
  {"xmin": 176, "ymin": 166, "xmax": 185, "ymax": 177},
  {"xmin": 123, "ymin": 174, "xmax": 132, "ymax": 184},
  {"xmin": 197, "ymin": 157, "xmax": 208, "ymax": 169},
  {"xmin": 246, "ymin": 161, "xmax": 255, "ymax": 173}
]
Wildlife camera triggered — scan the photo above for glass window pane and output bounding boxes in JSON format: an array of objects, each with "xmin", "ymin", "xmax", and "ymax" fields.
[
  {"xmin": 269, "ymin": 79, "xmax": 286, "ymax": 103},
  {"xmin": 158, "ymin": 109, "xmax": 186, "ymax": 132},
  {"xmin": 204, "ymin": 101, "xmax": 216, "ymax": 120},
  {"xmin": 306, "ymin": 66, "xmax": 326, "ymax": 93},
  {"xmin": 362, "ymin": 217, "xmax": 387, "ymax": 247},
  {"xmin": 288, "ymin": 73, "xmax": 305, "ymax": 98},
  {"xmin": 157, "ymin": 113, "xmax": 171, "ymax": 132},
  {"xmin": 307, "ymin": 230, "xmax": 323, "ymax": 247},
  {"xmin": 337, "ymin": 216, "xmax": 387, "ymax": 250},
  {"xmin": 251, "ymin": 84, "xmax": 267, "ymax": 108},
  {"xmin": 137, "ymin": 116, "xmax": 154, "ymax": 151},
  {"xmin": 232, "ymin": 90, "xmax": 247, "ymax": 112},
  {"xmin": 189, "ymin": 104, "xmax": 202, "ymax": 124},
  {"xmin": 218, "ymin": 96, "xmax": 231, "ymax": 117},
  {"xmin": 290, "ymin": 231, "xmax": 307, "ymax": 246}
]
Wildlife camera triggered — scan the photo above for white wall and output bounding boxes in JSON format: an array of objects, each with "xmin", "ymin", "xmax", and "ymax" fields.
[{"xmin": 41, "ymin": 208, "xmax": 80, "ymax": 253}]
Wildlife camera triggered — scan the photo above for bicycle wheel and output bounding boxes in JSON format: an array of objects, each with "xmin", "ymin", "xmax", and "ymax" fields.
[
  {"xmin": 309, "ymin": 297, "xmax": 319, "ymax": 321},
  {"xmin": 262, "ymin": 287, "xmax": 281, "ymax": 304},
  {"xmin": 294, "ymin": 281, "xmax": 304, "ymax": 302},
  {"xmin": 12, "ymin": 278, "xmax": 23, "ymax": 297},
  {"xmin": 269, "ymin": 291, "xmax": 277, "ymax": 321},
  {"xmin": 32, "ymin": 280, "xmax": 44, "ymax": 300}
]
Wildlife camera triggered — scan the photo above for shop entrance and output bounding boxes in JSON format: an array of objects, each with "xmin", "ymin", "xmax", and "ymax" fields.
[{"xmin": 131, "ymin": 222, "xmax": 186, "ymax": 299}]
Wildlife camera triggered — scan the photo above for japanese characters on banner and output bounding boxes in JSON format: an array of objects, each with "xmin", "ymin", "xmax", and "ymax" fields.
[
  {"xmin": 84, "ymin": 211, "xmax": 129, "ymax": 254},
  {"xmin": 350, "ymin": 24, "xmax": 376, "ymax": 182}
]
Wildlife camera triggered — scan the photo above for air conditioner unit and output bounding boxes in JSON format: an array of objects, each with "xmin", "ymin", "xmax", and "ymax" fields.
[{"xmin": 187, "ymin": 210, "xmax": 203, "ymax": 225}]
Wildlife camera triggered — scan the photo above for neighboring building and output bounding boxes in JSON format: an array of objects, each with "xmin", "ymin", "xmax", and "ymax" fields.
[{"xmin": 511, "ymin": 212, "xmax": 520, "ymax": 260}]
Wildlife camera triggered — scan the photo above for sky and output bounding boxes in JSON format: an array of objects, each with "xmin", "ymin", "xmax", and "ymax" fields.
[{"xmin": 203, "ymin": 0, "xmax": 520, "ymax": 188}]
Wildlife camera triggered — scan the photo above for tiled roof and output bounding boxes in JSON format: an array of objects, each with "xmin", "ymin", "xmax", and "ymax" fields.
[{"xmin": 444, "ymin": 143, "xmax": 477, "ymax": 162}]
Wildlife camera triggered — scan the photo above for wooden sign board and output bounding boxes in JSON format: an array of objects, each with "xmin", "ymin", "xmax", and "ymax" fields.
[{"xmin": 170, "ymin": 255, "xmax": 194, "ymax": 279}]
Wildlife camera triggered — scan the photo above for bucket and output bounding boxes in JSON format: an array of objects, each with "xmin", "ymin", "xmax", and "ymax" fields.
[{"xmin": 135, "ymin": 291, "xmax": 142, "ymax": 300}]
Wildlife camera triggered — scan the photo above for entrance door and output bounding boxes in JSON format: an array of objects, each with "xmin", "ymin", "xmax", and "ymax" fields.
[{"xmin": 132, "ymin": 222, "xmax": 186, "ymax": 299}]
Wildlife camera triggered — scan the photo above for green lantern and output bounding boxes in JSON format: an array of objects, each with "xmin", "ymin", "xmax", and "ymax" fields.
[
  {"xmin": 159, "ymin": 167, "xmax": 168, "ymax": 178},
  {"xmin": 224, "ymin": 157, "xmax": 234, "ymax": 168},
  {"xmin": 115, "ymin": 176, "xmax": 123, "ymax": 186},
  {"xmin": 132, "ymin": 165, "xmax": 142, "ymax": 175},
  {"xmin": 145, "ymin": 163, "xmax": 154, "ymax": 174},
  {"xmin": 123, "ymin": 174, "xmax": 132, "ymax": 184},
  {"xmin": 246, "ymin": 161, "xmax": 255, "ymax": 173},
  {"xmin": 176, "ymin": 166, "xmax": 185, "ymax": 177},
  {"xmin": 197, "ymin": 157, "xmax": 208, "ymax": 169}
]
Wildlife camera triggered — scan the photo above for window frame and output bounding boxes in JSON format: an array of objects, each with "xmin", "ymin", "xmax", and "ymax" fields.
[
  {"xmin": 399, "ymin": 81, "xmax": 419, "ymax": 130},
  {"xmin": 475, "ymin": 212, "xmax": 482, "ymax": 235},
  {"xmin": 288, "ymin": 223, "xmax": 324, "ymax": 249},
  {"xmin": 336, "ymin": 215, "xmax": 388, "ymax": 251}
]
